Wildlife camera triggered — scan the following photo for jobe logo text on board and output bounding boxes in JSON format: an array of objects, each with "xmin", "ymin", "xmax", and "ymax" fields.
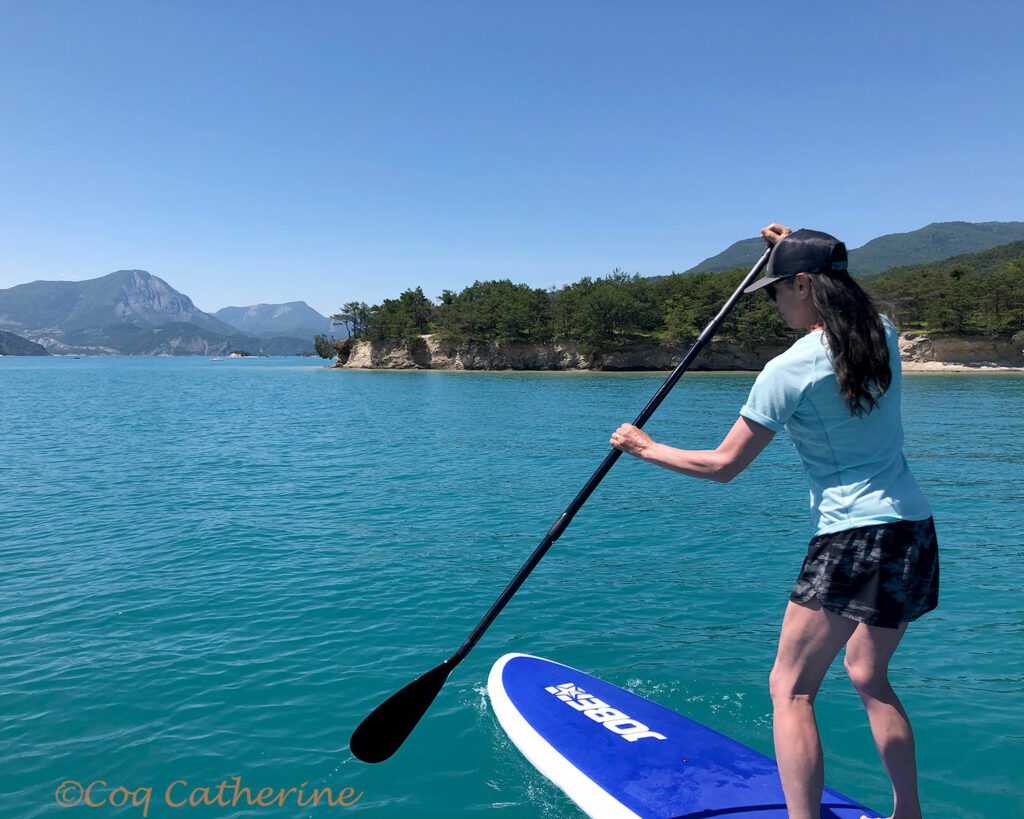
[{"xmin": 545, "ymin": 683, "xmax": 666, "ymax": 742}]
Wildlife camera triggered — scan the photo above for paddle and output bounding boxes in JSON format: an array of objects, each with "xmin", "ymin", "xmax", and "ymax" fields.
[{"xmin": 350, "ymin": 244, "xmax": 774, "ymax": 763}]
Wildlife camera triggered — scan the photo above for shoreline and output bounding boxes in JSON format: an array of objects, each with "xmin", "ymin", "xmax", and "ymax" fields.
[
  {"xmin": 901, "ymin": 362, "xmax": 1024, "ymax": 373},
  {"xmin": 331, "ymin": 362, "xmax": 1024, "ymax": 375}
]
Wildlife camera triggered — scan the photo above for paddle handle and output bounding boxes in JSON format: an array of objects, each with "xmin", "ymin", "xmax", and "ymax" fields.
[{"xmin": 452, "ymin": 246, "xmax": 774, "ymax": 663}]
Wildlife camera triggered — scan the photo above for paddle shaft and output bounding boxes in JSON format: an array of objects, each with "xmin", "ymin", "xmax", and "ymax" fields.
[{"xmin": 451, "ymin": 246, "xmax": 773, "ymax": 664}]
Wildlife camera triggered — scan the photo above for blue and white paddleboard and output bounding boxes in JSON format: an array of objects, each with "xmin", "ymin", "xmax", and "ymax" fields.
[{"xmin": 488, "ymin": 653, "xmax": 879, "ymax": 819}]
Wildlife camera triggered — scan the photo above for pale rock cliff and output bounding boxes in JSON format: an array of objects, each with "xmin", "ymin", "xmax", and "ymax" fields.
[
  {"xmin": 341, "ymin": 333, "xmax": 1023, "ymax": 371},
  {"xmin": 342, "ymin": 335, "xmax": 789, "ymax": 371},
  {"xmin": 898, "ymin": 332, "xmax": 1023, "ymax": 370}
]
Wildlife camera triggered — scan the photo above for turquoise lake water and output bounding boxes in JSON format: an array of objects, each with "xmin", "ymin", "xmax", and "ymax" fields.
[{"xmin": 2, "ymin": 356, "xmax": 1022, "ymax": 818}]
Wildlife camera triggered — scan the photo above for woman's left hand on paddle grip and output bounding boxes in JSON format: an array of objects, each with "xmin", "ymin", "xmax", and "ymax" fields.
[{"xmin": 610, "ymin": 423, "xmax": 653, "ymax": 458}]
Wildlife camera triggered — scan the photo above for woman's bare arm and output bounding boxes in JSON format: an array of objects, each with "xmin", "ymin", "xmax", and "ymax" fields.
[{"xmin": 609, "ymin": 416, "xmax": 776, "ymax": 483}]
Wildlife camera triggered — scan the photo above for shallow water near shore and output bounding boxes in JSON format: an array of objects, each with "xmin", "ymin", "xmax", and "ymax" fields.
[{"xmin": 3, "ymin": 356, "xmax": 1022, "ymax": 818}]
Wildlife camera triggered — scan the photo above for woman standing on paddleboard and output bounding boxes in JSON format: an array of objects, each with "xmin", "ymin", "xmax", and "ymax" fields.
[{"xmin": 610, "ymin": 223, "xmax": 937, "ymax": 819}]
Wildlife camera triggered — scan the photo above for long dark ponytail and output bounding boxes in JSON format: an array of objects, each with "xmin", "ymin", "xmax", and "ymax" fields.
[{"xmin": 808, "ymin": 271, "xmax": 891, "ymax": 416}]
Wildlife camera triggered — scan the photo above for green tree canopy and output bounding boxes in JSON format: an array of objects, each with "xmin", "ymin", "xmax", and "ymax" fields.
[
  {"xmin": 551, "ymin": 271, "xmax": 661, "ymax": 344},
  {"xmin": 342, "ymin": 240, "xmax": 1024, "ymax": 347},
  {"xmin": 434, "ymin": 279, "xmax": 552, "ymax": 343},
  {"xmin": 331, "ymin": 301, "xmax": 371, "ymax": 338},
  {"xmin": 363, "ymin": 288, "xmax": 434, "ymax": 342}
]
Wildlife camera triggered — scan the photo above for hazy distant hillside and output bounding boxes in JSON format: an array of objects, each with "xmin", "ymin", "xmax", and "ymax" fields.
[
  {"xmin": 37, "ymin": 323, "xmax": 315, "ymax": 357},
  {"xmin": 851, "ymin": 221, "xmax": 1024, "ymax": 273},
  {"xmin": 863, "ymin": 240, "xmax": 1024, "ymax": 335},
  {"xmin": 0, "ymin": 270, "xmax": 314, "ymax": 355},
  {"xmin": 683, "ymin": 221, "xmax": 1024, "ymax": 276},
  {"xmin": 684, "ymin": 238, "xmax": 767, "ymax": 275},
  {"xmin": 0, "ymin": 270, "xmax": 237, "ymax": 334},
  {"xmin": 215, "ymin": 301, "xmax": 333, "ymax": 339},
  {"xmin": 0, "ymin": 329, "xmax": 48, "ymax": 355}
]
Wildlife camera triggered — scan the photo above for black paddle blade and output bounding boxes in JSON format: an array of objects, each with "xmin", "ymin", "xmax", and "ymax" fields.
[{"xmin": 349, "ymin": 659, "xmax": 455, "ymax": 763}]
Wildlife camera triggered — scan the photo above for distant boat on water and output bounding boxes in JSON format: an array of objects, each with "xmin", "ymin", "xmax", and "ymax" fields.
[{"xmin": 210, "ymin": 357, "xmax": 224, "ymax": 362}]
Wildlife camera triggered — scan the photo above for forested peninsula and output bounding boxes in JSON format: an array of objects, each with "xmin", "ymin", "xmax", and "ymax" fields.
[{"xmin": 319, "ymin": 240, "xmax": 1024, "ymax": 371}]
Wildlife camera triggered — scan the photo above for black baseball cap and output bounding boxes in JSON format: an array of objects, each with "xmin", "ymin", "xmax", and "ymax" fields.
[{"xmin": 744, "ymin": 228, "xmax": 848, "ymax": 293}]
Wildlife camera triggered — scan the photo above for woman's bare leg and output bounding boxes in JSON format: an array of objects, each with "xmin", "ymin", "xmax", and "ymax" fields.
[
  {"xmin": 844, "ymin": 621, "xmax": 922, "ymax": 819},
  {"xmin": 770, "ymin": 598, "xmax": 859, "ymax": 819}
]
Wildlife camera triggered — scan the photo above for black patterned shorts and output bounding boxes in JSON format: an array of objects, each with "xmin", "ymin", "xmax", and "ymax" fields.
[{"xmin": 791, "ymin": 517, "xmax": 939, "ymax": 629}]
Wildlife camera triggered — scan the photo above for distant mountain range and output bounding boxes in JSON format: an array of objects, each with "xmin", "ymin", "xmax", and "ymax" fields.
[
  {"xmin": 0, "ymin": 269, "xmax": 236, "ymax": 333},
  {"xmin": 215, "ymin": 301, "xmax": 336, "ymax": 340},
  {"xmin": 0, "ymin": 270, "xmax": 329, "ymax": 356},
  {"xmin": 685, "ymin": 221, "xmax": 1024, "ymax": 276},
  {"xmin": 0, "ymin": 221, "xmax": 1020, "ymax": 355}
]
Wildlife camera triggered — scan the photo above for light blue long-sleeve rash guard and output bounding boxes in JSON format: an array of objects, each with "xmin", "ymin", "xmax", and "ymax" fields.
[{"xmin": 740, "ymin": 315, "xmax": 932, "ymax": 536}]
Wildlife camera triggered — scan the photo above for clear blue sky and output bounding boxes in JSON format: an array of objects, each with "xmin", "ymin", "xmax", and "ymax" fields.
[{"xmin": 1, "ymin": 1, "xmax": 1021, "ymax": 317}]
